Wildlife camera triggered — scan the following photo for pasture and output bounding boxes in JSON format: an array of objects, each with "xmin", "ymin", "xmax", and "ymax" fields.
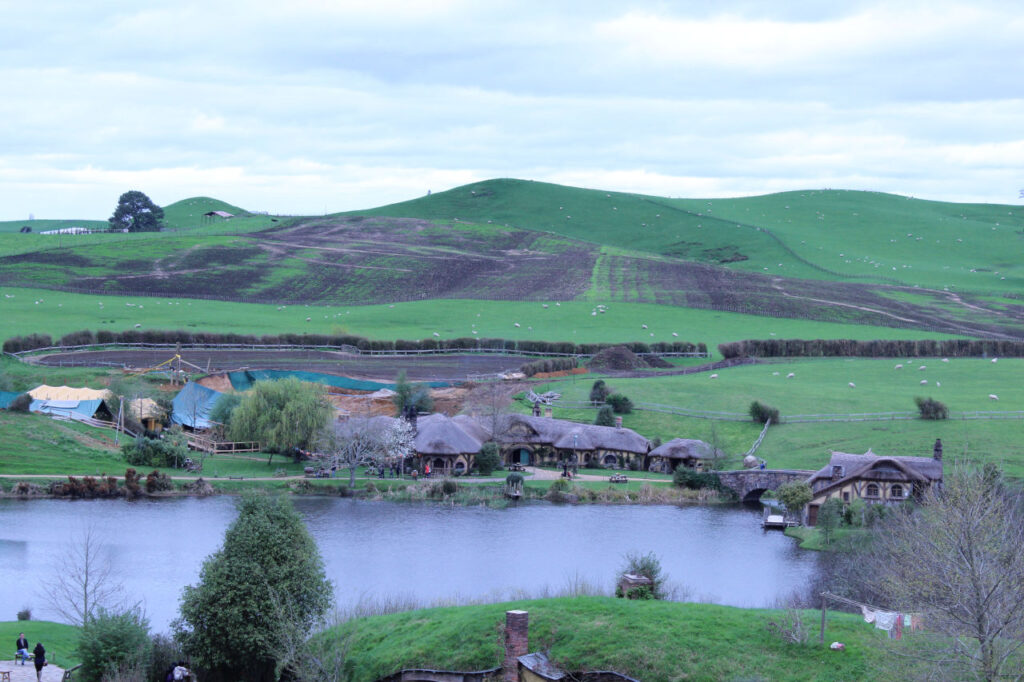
[
  {"xmin": 0, "ymin": 287, "xmax": 955, "ymax": 356},
  {"xmin": 533, "ymin": 357, "xmax": 1024, "ymax": 477}
]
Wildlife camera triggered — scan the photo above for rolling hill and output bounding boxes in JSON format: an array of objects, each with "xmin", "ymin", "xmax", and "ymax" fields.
[{"xmin": 0, "ymin": 180, "xmax": 1021, "ymax": 339}]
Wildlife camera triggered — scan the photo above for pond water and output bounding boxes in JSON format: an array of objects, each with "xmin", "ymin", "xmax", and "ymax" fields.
[{"xmin": 0, "ymin": 497, "xmax": 818, "ymax": 631}]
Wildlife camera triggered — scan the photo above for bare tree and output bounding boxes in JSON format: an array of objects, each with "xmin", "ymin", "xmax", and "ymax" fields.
[
  {"xmin": 860, "ymin": 465, "xmax": 1024, "ymax": 681},
  {"xmin": 465, "ymin": 380, "xmax": 513, "ymax": 441},
  {"xmin": 40, "ymin": 525, "xmax": 125, "ymax": 626},
  {"xmin": 318, "ymin": 418, "xmax": 413, "ymax": 487}
]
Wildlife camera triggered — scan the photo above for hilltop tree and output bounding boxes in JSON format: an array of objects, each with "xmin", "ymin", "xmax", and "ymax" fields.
[
  {"xmin": 108, "ymin": 190, "xmax": 164, "ymax": 232},
  {"xmin": 392, "ymin": 371, "xmax": 433, "ymax": 416}
]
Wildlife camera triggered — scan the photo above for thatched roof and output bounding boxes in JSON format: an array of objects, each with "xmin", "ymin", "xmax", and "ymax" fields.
[
  {"xmin": 808, "ymin": 450, "xmax": 943, "ymax": 491},
  {"xmin": 415, "ymin": 414, "xmax": 482, "ymax": 455},
  {"xmin": 649, "ymin": 438, "xmax": 721, "ymax": 460},
  {"xmin": 128, "ymin": 397, "xmax": 164, "ymax": 420},
  {"xmin": 495, "ymin": 413, "xmax": 649, "ymax": 454},
  {"xmin": 452, "ymin": 414, "xmax": 492, "ymax": 443}
]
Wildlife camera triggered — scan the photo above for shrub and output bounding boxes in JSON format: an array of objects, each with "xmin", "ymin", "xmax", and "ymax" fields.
[
  {"xmin": 8, "ymin": 393, "xmax": 32, "ymax": 413},
  {"xmin": 549, "ymin": 477, "xmax": 571, "ymax": 493},
  {"xmin": 145, "ymin": 470, "xmax": 174, "ymax": 493},
  {"xmin": 441, "ymin": 478, "xmax": 458, "ymax": 495},
  {"xmin": 775, "ymin": 481, "xmax": 812, "ymax": 514},
  {"xmin": 616, "ymin": 551, "xmax": 667, "ymax": 600},
  {"xmin": 17, "ymin": 606, "xmax": 31, "ymax": 621},
  {"xmin": 749, "ymin": 400, "xmax": 780, "ymax": 425},
  {"xmin": 505, "ymin": 473, "xmax": 524, "ymax": 487},
  {"xmin": 817, "ymin": 497, "xmax": 844, "ymax": 545},
  {"xmin": 475, "ymin": 442, "xmax": 501, "ymax": 475},
  {"xmin": 121, "ymin": 434, "xmax": 188, "ymax": 468},
  {"xmin": 673, "ymin": 465, "xmax": 725, "ymax": 493},
  {"xmin": 589, "ymin": 379, "xmax": 610, "ymax": 405},
  {"xmin": 594, "ymin": 405, "xmax": 615, "ymax": 426},
  {"xmin": 606, "ymin": 393, "xmax": 633, "ymax": 414},
  {"xmin": 77, "ymin": 606, "xmax": 152, "ymax": 682},
  {"xmin": 915, "ymin": 396, "xmax": 949, "ymax": 420}
]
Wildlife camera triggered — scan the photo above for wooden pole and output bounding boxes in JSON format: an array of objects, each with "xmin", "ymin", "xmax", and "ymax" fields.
[{"xmin": 820, "ymin": 594, "xmax": 827, "ymax": 645}]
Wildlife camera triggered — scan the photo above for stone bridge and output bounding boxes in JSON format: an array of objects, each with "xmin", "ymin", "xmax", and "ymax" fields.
[{"xmin": 715, "ymin": 469, "xmax": 814, "ymax": 503}]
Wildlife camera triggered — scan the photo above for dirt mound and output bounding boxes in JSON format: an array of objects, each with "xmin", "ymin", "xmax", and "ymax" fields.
[
  {"xmin": 587, "ymin": 346, "xmax": 648, "ymax": 370},
  {"xmin": 198, "ymin": 373, "xmax": 234, "ymax": 392}
]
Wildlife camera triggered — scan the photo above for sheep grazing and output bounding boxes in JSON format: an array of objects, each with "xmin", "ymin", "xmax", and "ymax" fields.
[
  {"xmin": 941, "ymin": 358, "xmax": 949, "ymax": 363},
  {"xmin": 305, "ymin": 317, "xmax": 311, "ymax": 321},
  {"xmin": 918, "ymin": 365, "xmax": 927, "ymax": 371},
  {"xmin": 641, "ymin": 324, "xmax": 648, "ymax": 329},
  {"xmin": 991, "ymin": 358, "xmax": 998, "ymax": 363},
  {"xmin": 894, "ymin": 364, "xmax": 903, "ymax": 370},
  {"xmin": 989, "ymin": 394, "xmax": 999, "ymax": 401},
  {"xmin": 920, "ymin": 380, "xmax": 928, "ymax": 385},
  {"xmin": 542, "ymin": 304, "xmax": 549, "ymax": 308},
  {"xmin": 591, "ymin": 311, "xmax": 597, "ymax": 316},
  {"xmin": 710, "ymin": 374, "xmax": 719, "ymax": 379},
  {"xmin": 786, "ymin": 373, "xmax": 795, "ymax": 378},
  {"xmin": 672, "ymin": 332, "xmax": 679, "ymax": 337},
  {"xmin": 513, "ymin": 323, "xmax": 520, "ymax": 328},
  {"xmin": 848, "ymin": 382, "xmax": 856, "ymax": 388},
  {"xmin": 936, "ymin": 382, "xmax": 941, "ymax": 387},
  {"xmin": 433, "ymin": 332, "xmax": 440, "ymax": 337},
  {"xmin": 772, "ymin": 372, "xmax": 780, "ymax": 376},
  {"xmin": 134, "ymin": 323, "xmax": 141, "ymax": 328}
]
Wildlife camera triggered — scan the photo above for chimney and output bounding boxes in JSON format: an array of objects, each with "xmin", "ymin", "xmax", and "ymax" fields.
[
  {"xmin": 544, "ymin": 406, "xmax": 553, "ymax": 419},
  {"xmin": 504, "ymin": 610, "xmax": 529, "ymax": 682},
  {"xmin": 933, "ymin": 438, "xmax": 943, "ymax": 461},
  {"xmin": 614, "ymin": 416, "xmax": 623, "ymax": 429},
  {"xmin": 831, "ymin": 465, "xmax": 844, "ymax": 481}
]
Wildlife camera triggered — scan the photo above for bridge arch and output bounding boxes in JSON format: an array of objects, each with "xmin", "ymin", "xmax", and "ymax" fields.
[{"xmin": 715, "ymin": 469, "xmax": 814, "ymax": 503}]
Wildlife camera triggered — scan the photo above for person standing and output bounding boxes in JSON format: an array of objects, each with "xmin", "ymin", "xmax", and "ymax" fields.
[
  {"xmin": 16, "ymin": 632, "xmax": 29, "ymax": 664},
  {"xmin": 33, "ymin": 642, "xmax": 46, "ymax": 682}
]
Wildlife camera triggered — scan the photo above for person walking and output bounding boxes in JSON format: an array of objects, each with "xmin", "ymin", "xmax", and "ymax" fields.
[
  {"xmin": 33, "ymin": 642, "xmax": 46, "ymax": 682},
  {"xmin": 16, "ymin": 632, "xmax": 29, "ymax": 664}
]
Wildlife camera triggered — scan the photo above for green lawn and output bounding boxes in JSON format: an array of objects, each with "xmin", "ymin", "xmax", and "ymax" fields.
[
  {"xmin": 0, "ymin": 287, "xmax": 956, "ymax": 356},
  {"xmin": 326, "ymin": 596, "xmax": 923, "ymax": 681},
  {"xmin": 0, "ymin": 620, "xmax": 81, "ymax": 668}
]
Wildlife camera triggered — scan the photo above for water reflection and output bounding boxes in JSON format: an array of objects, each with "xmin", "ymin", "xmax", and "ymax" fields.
[{"xmin": 0, "ymin": 497, "xmax": 817, "ymax": 630}]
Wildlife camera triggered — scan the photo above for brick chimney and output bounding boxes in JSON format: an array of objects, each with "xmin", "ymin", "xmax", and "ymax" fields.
[
  {"xmin": 933, "ymin": 438, "xmax": 943, "ymax": 461},
  {"xmin": 504, "ymin": 610, "xmax": 529, "ymax": 682},
  {"xmin": 614, "ymin": 416, "xmax": 623, "ymax": 429},
  {"xmin": 831, "ymin": 465, "xmax": 844, "ymax": 481}
]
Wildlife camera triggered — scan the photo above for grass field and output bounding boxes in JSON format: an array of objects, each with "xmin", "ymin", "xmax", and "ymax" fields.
[
  {"xmin": 325, "ymin": 596, "xmax": 922, "ymax": 681},
  {"xmin": 0, "ymin": 287, "xmax": 958, "ymax": 355},
  {"xmin": 532, "ymin": 357, "xmax": 1024, "ymax": 476},
  {"xmin": 0, "ymin": 620, "xmax": 81, "ymax": 668}
]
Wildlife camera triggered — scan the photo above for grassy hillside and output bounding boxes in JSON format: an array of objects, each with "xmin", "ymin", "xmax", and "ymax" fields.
[
  {"xmin": 0, "ymin": 287, "xmax": 955, "ymax": 353},
  {"xmin": 0, "ymin": 218, "xmax": 108, "ymax": 234},
  {"xmin": 360, "ymin": 179, "xmax": 1024, "ymax": 294},
  {"xmin": 0, "ymin": 621, "xmax": 81, "ymax": 668},
  {"xmin": 324, "ymin": 596, "xmax": 918, "ymax": 681}
]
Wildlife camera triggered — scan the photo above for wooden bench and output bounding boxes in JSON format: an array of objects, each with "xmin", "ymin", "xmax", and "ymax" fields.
[
  {"xmin": 609, "ymin": 474, "xmax": 628, "ymax": 483},
  {"xmin": 14, "ymin": 650, "xmax": 33, "ymax": 663},
  {"xmin": 1, "ymin": 669, "xmax": 11, "ymax": 682}
]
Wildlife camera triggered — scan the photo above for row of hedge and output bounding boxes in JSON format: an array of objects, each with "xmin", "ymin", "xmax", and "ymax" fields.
[
  {"xmin": 520, "ymin": 357, "xmax": 579, "ymax": 377},
  {"xmin": 3, "ymin": 329, "xmax": 707, "ymax": 356},
  {"xmin": 718, "ymin": 338, "xmax": 1024, "ymax": 359}
]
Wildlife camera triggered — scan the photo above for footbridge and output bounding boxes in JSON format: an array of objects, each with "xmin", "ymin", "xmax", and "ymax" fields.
[{"xmin": 715, "ymin": 469, "xmax": 814, "ymax": 503}]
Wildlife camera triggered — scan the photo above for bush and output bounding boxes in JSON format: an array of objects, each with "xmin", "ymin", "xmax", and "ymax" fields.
[
  {"xmin": 8, "ymin": 393, "xmax": 32, "ymax": 413},
  {"xmin": 594, "ymin": 405, "xmax": 615, "ymax": 426},
  {"xmin": 749, "ymin": 400, "xmax": 780, "ymax": 425},
  {"xmin": 505, "ymin": 473, "xmax": 524, "ymax": 487},
  {"xmin": 915, "ymin": 396, "xmax": 949, "ymax": 420},
  {"xmin": 17, "ymin": 606, "xmax": 31, "ymax": 621},
  {"xmin": 606, "ymin": 393, "xmax": 633, "ymax": 414},
  {"xmin": 589, "ymin": 379, "xmax": 610, "ymax": 405},
  {"xmin": 145, "ymin": 470, "xmax": 174, "ymax": 493},
  {"xmin": 441, "ymin": 478, "xmax": 458, "ymax": 495},
  {"xmin": 817, "ymin": 497, "xmax": 844, "ymax": 545},
  {"xmin": 121, "ymin": 434, "xmax": 188, "ymax": 468},
  {"xmin": 616, "ymin": 551, "xmax": 667, "ymax": 600},
  {"xmin": 775, "ymin": 481, "xmax": 812, "ymax": 514},
  {"xmin": 673, "ymin": 465, "xmax": 725, "ymax": 493},
  {"xmin": 549, "ymin": 477, "xmax": 571, "ymax": 493},
  {"xmin": 77, "ymin": 606, "xmax": 152, "ymax": 682},
  {"xmin": 476, "ymin": 442, "xmax": 501, "ymax": 475}
]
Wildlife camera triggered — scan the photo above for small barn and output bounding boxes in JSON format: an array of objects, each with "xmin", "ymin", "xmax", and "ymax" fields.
[
  {"xmin": 129, "ymin": 397, "xmax": 166, "ymax": 432},
  {"xmin": 30, "ymin": 398, "xmax": 113, "ymax": 422}
]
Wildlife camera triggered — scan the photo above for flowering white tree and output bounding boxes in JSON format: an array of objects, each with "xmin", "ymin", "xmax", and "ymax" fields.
[{"xmin": 318, "ymin": 418, "xmax": 414, "ymax": 487}]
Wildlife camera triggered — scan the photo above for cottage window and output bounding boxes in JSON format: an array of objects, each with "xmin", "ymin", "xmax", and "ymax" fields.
[
  {"xmin": 891, "ymin": 484, "xmax": 904, "ymax": 498},
  {"xmin": 842, "ymin": 492, "xmax": 849, "ymax": 502},
  {"xmin": 865, "ymin": 483, "xmax": 880, "ymax": 498}
]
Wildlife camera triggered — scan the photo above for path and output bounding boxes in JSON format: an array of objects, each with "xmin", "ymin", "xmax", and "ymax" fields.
[{"xmin": 0, "ymin": 662, "xmax": 68, "ymax": 682}]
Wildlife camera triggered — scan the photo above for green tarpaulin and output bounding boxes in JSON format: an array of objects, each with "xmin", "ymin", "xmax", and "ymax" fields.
[{"xmin": 226, "ymin": 369, "xmax": 449, "ymax": 393}]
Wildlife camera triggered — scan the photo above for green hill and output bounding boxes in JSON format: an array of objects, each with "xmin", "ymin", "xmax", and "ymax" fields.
[
  {"xmin": 356, "ymin": 179, "xmax": 1024, "ymax": 294},
  {"xmin": 0, "ymin": 218, "xmax": 108, "ymax": 234}
]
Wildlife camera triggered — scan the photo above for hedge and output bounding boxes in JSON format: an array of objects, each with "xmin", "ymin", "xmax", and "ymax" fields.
[{"xmin": 718, "ymin": 338, "xmax": 1024, "ymax": 360}]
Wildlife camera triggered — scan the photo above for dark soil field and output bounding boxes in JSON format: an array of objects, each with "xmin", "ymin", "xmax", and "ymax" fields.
[{"xmin": 33, "ymin": 348, "xmax": 526, "ymax": 382}]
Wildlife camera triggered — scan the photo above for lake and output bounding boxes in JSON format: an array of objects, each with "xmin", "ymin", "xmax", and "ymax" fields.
[{"xmin": 0, "ymin": 497, "xmax": 818, "ymax": 631}]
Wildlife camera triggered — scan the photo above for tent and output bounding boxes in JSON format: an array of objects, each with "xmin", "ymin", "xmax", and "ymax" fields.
[
  {"xmin": 30, "ymin": 398, "xmax": 112, "ymax": 421},
  {"xmin": 0, "ymin": 390, "xmax": 24, "ymax": 409},
  {"xmin": 171, "ymin": 381, "xmax": 223, "ymax": 430},
  {"xmin": 29, "ymin": 385, "xmax": 112, "ymax": 401}
]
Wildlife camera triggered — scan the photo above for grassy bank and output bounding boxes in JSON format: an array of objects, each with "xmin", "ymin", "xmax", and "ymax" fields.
[
  {"xmin": 323, "ymin": 596, "xmax": 913, "ymax": 681},
  {"xmin": 0, "ymin": 620, "xmax": 81, "ymax": 668}
]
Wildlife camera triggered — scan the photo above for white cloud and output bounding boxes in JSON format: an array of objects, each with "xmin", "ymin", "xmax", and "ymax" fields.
[{"xmin": 0, "ymin": 1, "xmax": 1021, "ymax": 217}]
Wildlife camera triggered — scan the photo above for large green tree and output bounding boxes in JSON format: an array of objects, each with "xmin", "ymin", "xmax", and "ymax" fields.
[
  {"xmin": 108, "ymin": 190, "xmax": 165, "ymax": 232},
  {"xmin": 228, "ymin": 377, "xmax": 332, "ymax": 461},
  {"xmin": 174, "ymin": 495, "xmax": 333, "ymax": 682}
]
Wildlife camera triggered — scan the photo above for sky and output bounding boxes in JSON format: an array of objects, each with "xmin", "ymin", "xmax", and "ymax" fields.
[{"xmin": 2, "ymin": 0, "xmax": 1022, "ymax": 219}]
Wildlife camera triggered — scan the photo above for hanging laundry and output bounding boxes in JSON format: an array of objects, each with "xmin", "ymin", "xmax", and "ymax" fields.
[{"xmin": 873, "ymin": 611, "xmax": 898, "ymax": 632}]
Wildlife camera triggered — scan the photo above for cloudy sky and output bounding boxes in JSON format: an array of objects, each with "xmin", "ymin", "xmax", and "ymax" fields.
[{"xmin": 2, "ymin": 0, "xmax": 1022, "ymax": 218}]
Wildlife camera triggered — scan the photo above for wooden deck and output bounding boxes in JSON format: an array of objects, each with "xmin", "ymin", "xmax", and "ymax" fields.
[{"xmin": 187, "ymin": 435, "xmax": 260, "ymax": 454}]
